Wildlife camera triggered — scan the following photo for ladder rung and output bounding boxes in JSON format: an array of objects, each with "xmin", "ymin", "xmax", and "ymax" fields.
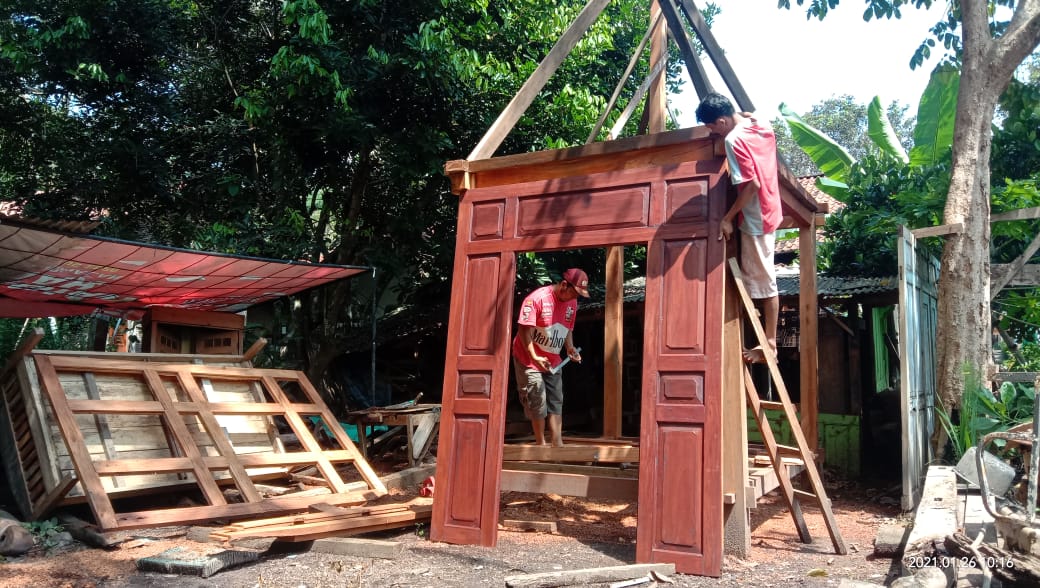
[
  {"xmin": 759, "ymin": 400, "xmax": 785, "ymax": 411},
  {"xmin": 776, "ymin": 444, "xmax": 803, "ymax": 457},
  {"xmin": 793, "ymin": 489, "xmax": 819, "ymax": 503}
]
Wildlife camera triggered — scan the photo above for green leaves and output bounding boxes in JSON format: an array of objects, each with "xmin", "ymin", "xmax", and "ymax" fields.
[
  {"xmin": 867, "ymin": 96, "xmax": 908, "ymax": 163},
  {"xmin": 909, "ymin": 65, "xmax": 959, "ymax": 168},
  {"xmin": 779, "ymin": 102, "xmax": 854, "ymax": 200}
]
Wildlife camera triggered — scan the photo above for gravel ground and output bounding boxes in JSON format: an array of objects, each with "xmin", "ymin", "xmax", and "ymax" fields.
[{"xmin": 0, "ymin": 478, "xmax": 907, "ymax": 588}]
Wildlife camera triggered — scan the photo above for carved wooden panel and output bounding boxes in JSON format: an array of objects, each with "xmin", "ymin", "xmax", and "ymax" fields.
[{"xmin": 434, "ymin": 152, "xmax": 725, "ymax": 576}]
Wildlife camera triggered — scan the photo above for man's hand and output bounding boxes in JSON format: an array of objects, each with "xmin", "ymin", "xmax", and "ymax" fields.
[
  {"xmin": 567, "ymin": 347, "xmax": 582, "ymax": 363},
  {"xmin": 719, "ymin": 218, "xmax": 734, "ymax": 241},
  {"xmin": 532, "ymin": 355, "xmax": 552, "ymax": 372}
]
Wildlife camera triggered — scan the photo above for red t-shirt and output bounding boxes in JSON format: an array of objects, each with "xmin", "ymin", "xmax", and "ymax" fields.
[
  {"xmin": 725, "ymin": 117, "xmax": 782, "ymax": 235},
  {"xmin": 511, "ymin": 285, "xmax": 578, "ymax": 369}
]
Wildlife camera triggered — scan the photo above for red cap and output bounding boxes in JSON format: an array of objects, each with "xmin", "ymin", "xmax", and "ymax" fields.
[{"xmin": 562, "ymin": 268, "xmax": 590, "ymax": 298}]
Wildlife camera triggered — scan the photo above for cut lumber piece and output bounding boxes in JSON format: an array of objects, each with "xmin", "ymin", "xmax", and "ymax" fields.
[
  {"xmin": 213, "ymin": 503, "xmax": 433, "ymax": 542},
  {"xmin": 500, "ymin": 469, "xmax": 638, "ymax": 500},
  {"xmin": 504, "ymin": 563, "xmax": 676, "ymax": 588},
  {"xmin": 501, "ymin": 444, "xmax": 638, "ymax": 463}
]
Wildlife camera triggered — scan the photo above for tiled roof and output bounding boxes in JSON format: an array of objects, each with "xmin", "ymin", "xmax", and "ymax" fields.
[{"xmin": 775, "ymin": 176, "xmax": 846, "ymax": 254}]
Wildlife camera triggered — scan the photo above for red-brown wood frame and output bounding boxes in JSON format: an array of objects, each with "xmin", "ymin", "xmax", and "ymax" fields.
[{"xmin": 433, "ymin": 129, "xmax": 736, "ymax": 576}]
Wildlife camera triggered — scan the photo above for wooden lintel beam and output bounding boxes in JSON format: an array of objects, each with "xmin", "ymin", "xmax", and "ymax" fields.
[
  {"xmin": 910, "ymin": 223, "xmax": 963, "ymax": 239},
  {"xmin": 659, "ymin": 0, "xmax": 713, "ymax": 98},
  {"xmin": 677, "ymin": 0, "xmax": 754, "ymax": 111},
  {"xmin": 467, "ymin": 0, "xmax": 611, "ymax": 160},
  {"xmin": 991, "ymin": 206, "xmax": 1040, "ymax": 222}
]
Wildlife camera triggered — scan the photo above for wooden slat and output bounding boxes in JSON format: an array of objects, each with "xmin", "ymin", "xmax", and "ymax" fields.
[
  {"xmin": 217, "ymin": 505, "xmax": 433, "ymax": 542},
  {"xmin": 1, "ymin": 329, "xmax": 44, "ymax": 380},
  {"xmin": 467, "ymin": 0, "xmax": 612, "ymax": 160},
  {"xmin": 31, "ymin": 473, "xmax": 77, "ymax": 521},
  {"xmin": 991, "ymin": 206, "xmax": 1040, "ymax": 222},
  {"xmin": 93, "ymin": 450, "xmax": 358, "ymax": 475},
  {"xmin": 910, "ymin": 222, "xmax": 963, "ymax": 238},
  {"xmin": 82, "ymin": 372, "xmax": 122, "ymax": 488},
  {"xmin": 992, "ymin": 229, "xmax": 1040, "ymax": 297},
  {"xmin": 500, "ymin": 444, "xmax": 639, "ymax": 463},
  {"xmin": 659, "ymin": 0, "xmax": 713, "ymax": 98},
  {"xmin": 33, "ymin": 354, "xmax": 118, "ymax": 529},
  {"xmin": 799, "ymin": 218, "xmax": 819, "ymax": 450},
  {"xmin": 114, "ymin": 488, "xmax": 385, "ymax": 530},
  {"xmin": 140, "ymin": 369, "xmax": 226, "ymax": 506},
  {"xmin": 677, "ymin": 0, "xmax": 754, "ymax": 110},
  {"xmin": 175, "ymin": 369, "xmax": 262, "ymax": 502}
]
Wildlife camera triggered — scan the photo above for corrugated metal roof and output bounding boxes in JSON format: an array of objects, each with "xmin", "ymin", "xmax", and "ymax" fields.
[{"xmin": 582, "ymin": 273, "xmax": 897, "ymax": 311}]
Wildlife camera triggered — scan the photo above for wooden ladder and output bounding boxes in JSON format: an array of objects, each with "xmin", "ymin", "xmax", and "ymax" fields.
[{"xmin": 729, "ymin": 258, "xmax": 847, "ymax": 555}]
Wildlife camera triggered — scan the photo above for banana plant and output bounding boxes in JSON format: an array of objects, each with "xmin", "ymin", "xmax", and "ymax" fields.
[{"xmin": 780, "ymin": 65, "xmax": 960, "ymax": 203}]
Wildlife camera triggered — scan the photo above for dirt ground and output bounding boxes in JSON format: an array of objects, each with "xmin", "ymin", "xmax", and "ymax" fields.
[{"xmin": 0, "ymin": 467, "xmax": 907, "ymax": 588}]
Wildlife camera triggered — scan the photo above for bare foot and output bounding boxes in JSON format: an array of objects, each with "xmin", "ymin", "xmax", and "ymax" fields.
[
  {"xmin": 551, "ymin": 440, "xmax": 565, "ymax": 448},
  {"xmin": 742, "ymin": 346, "xmax": 768, "ymax": 364}
]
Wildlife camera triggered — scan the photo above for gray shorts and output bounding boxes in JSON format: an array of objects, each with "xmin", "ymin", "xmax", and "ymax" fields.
[{"xmin": 513, "ymin": 359, "xmax": 563, "ymax": 420}]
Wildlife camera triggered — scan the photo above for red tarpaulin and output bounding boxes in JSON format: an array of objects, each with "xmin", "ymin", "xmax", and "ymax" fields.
[{"xmin": 0, "ymin": 223, "xmax": 369, "ymax": 318}]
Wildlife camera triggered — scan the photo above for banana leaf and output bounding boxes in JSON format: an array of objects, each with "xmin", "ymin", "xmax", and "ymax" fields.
[
  {"xmin": 779, "ymin": 102, "xmax": 855, "ymax": 201},
  {"xmin": 867, "ymin": 96, "xmax": 909, "ymax": 163},
  {"xmin": 909, "ymin": 65, "xmax": 959, "ymax": 168}
]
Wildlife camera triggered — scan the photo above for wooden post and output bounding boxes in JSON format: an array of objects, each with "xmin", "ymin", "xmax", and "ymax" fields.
[
  {"xmin": 799, "ymin": 218, "xmax": 819, "ymax": 452},
  {"xmin": 722, "ymin": 253, "xmax": 750, "ymax": 557},
  {"xmin": 603, "ymin": 247, "xmax": 623, "ymax": 438}
]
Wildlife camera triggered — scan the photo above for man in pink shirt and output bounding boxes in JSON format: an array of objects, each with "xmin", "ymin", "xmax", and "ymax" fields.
[
  {"xmin": 512, "ymin": 268, "xmax": 589, "ymax": 446},
  {"xmin": 696, "ymin": 92, "xmax": 782, "ymax": 363}
]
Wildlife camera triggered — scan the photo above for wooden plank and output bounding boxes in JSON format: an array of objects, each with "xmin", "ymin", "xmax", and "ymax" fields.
[
  {"xmin": 241, "ymin": 338, "xmax": 267, "ymax": 362},
  {"xmin": 586, "ymin": 12, "xmax": 663, "ymax": 143},
  {"xmin": 910, "ymin": 222, "xmax": 963, "ymax": 238},
  {"xmin": 992, "ymin": 229, "xmax": 1040, "ymax": 297},
  {"xmin": 501, "ymin": 461, "xmax": 638, "ymax": 479},
  {"xmin": 216, "ymin": 505, "xmax": 433, "ymax": 542},
  {"xmin": 991, "ymin": 206, "xmax": 1040, "ymax": 222},
  {"xmin": 721, "ymin": 252, "xmax": 750, "ymax": 557},
  {"xmin": 175, "ymin": 370, "xmax": 262, "ymax": 502},
  {"xmin": 992, "ymin": 263, "xmax": 1040, "ymax": 287},
  {"xmin": 145, "ymin": 307, "xmax": 245, "ymax": 331},
  {"xmin": 501, "ymin": 444, "xmax": 638, "ymax": 463},
  {"xmin": 500, "ymin": 469, "xmax": 638, "ymax": 500},
  {"xmin": 114, "ymin": 488, "xmax": 385, "ymax": 530},
  {"xmin": 1, "ymin": 328, "xmax": 44, "ymax": 380},
  {"xmin": 799, "ymin": 219, "xmax": 819, "ymax": 450},
  {"xmin": 647, "ymin": 1, "xmax": 667, "ymax": 134},
  {"xmin": 659, "ymin": 0, "xmax": 713, "ymax": 98},
  {"xmin": 33, "ymin": 354, "xmax": 118, "ymax": 529},
  {"xmin": 82, "ymin": 372, "xmax": 122, "ymax": 488},
  {"xmin": 504, "ymin": 564, "xmax": 676, "ymax": 588},
  {"xmin": 31, "ymin": 473, "xmax": 77, "ymax": 521},
  {"xmin": 140, "ymin": 368, "xmax": 226, "ymax": 506},
  {"xmin": 467, "ymin": 0, "xmax": 611, "ymax": 160},
  {"xmin": 677, "ymin": 0, "xmax": 753, "ymax": 110},
  {"xmin": 603, "ymin": 246, "xmax": 624, "ymax": 438}
]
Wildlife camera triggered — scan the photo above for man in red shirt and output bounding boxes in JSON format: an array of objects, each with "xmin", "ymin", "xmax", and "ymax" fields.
[
  {"xmin": 512, "ymin": 268, "xmax": 589, "ymax": 446},
  {"xmin": 696, "ymin": 92, "xmax": 782, "ymax": 363}
]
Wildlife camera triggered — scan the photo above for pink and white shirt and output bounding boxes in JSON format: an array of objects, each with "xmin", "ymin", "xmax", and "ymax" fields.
[
  {"xmin": 725, "ymin": 117, "xmax": 782, "ymax": 235},
  {"xmin": 511, "ymin": 285, "xmax": 577, "ymax": 370}
]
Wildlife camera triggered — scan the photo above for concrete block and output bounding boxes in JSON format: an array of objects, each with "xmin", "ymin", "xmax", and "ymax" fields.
[
  {"xmin": 874, "ymin": 522, "xmax": 909, "ymax": 557},
  {"xmin": 136, "ymin": 546, "xmax": 259, "ymax": 578},
  {"xmin": 310, "ymin": 537, "xmax": 403, "ymax": 559}
]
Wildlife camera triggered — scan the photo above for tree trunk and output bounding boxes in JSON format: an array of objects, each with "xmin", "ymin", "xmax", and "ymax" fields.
[{"xmin": 935, "ymin": 0, "xmax": 1040, "ymax": 410}]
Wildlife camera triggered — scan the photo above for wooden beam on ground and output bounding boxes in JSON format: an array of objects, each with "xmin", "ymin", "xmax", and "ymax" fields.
[
  {"xmin": 992, "ymin": 230, "xmax": 1040, "ymax": 297},
  {"xmin": 659, "ymin": 0, "xmax": 713, "ymax": 98},
  {"xmin": 501, "ymin": 444, "xmax": 638, "ymax": 463},
  {"xmin": 910, "ymin": 223, "xmax": 963, "ymax": 239},
  {"xmin": 721, "ymin": 251, "xmax": 750, "ymax": 557},
  {"xmin": 992, "ymin": 263, "xmax": 1040, "ymax": 287},
  {"xmin": 678, "ymin": 0, "xmax": 754, "ymax": 111},
  {"xmin": 504, "ymin": 563, "xmax": 676, "ymax": 588},
  {"xmin": 991, "ymin": 206, "xmax": 1040, "ymax": 222},
  {"xmin": 502, "ymin": 461, "xmax": 638, "ymax": 478},
  {"xmin": 500, "ymin": 469, "xmax": 639, "ymax": 500},
  {"xmin": 799, "ymin": 219, "xmax": 819, "ymax": 451},
  {"xmin": 467, "ymin": 0, "xmax": 611, "ymax": 160}
]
